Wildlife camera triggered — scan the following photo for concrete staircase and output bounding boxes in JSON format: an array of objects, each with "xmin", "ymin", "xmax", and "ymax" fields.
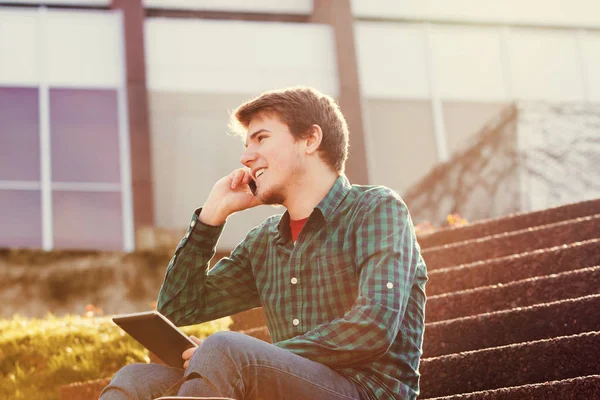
[{"xmin": 233, "ymin": 198, "xmax": 600, "ymax": 399}]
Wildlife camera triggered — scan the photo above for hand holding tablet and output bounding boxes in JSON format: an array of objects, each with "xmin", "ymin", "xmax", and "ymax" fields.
[
  {"xmin": 182, "ymin": 335, "xmax": 203, "ymax": 369},
  {"xmin": 112, "ymin": 310, "xmax": 198, "ymax": 369}
]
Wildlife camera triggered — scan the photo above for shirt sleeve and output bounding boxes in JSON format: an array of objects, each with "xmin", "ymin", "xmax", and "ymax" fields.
[
  {"xmin": 157, "ymin": 209, "xmax": 262, "ymax": 326},
  {"xmin": 275, "ymin": 192, "xmax": 422, "ymax": 368}
]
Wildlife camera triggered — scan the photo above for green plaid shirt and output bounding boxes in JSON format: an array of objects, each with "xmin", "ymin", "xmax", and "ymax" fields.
[{"xmin": 158, "ymin": 175, "xmax": 428, "ymax": 399}]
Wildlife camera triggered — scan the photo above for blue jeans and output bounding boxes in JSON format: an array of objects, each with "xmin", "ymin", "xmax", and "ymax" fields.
[{"xmin": 100, "ymin": 331, "xmax": 366, "ymax": 400}]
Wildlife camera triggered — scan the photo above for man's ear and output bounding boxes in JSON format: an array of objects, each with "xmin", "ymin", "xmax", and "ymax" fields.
[{"xmin": 305, "ymin": 124, "xmax": 323, "ymax": 155}]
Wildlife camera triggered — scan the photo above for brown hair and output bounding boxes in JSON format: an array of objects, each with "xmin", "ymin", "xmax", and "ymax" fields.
[{"xmin": 231, "ymin": 86, "xmax": 349, "ymax": 174}]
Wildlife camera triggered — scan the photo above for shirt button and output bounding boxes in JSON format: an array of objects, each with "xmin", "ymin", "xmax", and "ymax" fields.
[
  {"xmin": 190, "ymin": 220, "xmax": 196, "ymax": 228},
  {"xmin": 387, "ymin": 282, "xmax": 394, "ymax": 289},
  {"xmin": 291, "ymin": 277, "xmax": 298, "ymax": 284},
  {"xmin": 292, "ymin": 318, "xmax": 300, "ymax": 326}
]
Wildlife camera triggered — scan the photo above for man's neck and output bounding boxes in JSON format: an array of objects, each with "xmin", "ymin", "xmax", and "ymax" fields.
[{"xmin": 283, "ymin": 169, "xmax": 338, "ymax": 220}]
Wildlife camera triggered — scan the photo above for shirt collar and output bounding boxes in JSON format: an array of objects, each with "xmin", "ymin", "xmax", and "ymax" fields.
[
  {"xmin": 276, "ymin": 175, "xmax": 351, "ymax": 242},
  {"xmin": 314, "ymin": 174, "xmax": 352, "ymax": 222}
]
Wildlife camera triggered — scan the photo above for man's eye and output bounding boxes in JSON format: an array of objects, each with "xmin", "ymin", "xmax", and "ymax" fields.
[{"xmin": 258, "ymin": 136, "xmax": 266, "ymax": 142}]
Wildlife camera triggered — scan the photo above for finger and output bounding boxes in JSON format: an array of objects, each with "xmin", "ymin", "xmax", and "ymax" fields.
[
  {"xmin": 227, "ymin": 170, "xmax": 239, "ymax": 189},
  {"xmin": 182, "ymin": 348, "xmax": 194, "ymax": 360},
  {"xmin": 190, "ymin": 335, "xmax": 203, "ymax": 345},
  {"xmin": 241, "ymin": 170, "xmax": 251, "ymax": 185},
  {"xmin": 183, "ymin": 360, "xmax": 189, "ymax": 369},
  {"xmin": 230, "ymin": 169, "xmax": 245, "ymax": 189}
]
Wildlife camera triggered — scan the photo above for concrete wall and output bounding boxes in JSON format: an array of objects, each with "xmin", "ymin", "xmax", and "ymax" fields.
[
  {"xmin": 354, "ymin": 19, "xmax": 600, "ymax": 219},
  {"xmin": 362, "ymin": 99, "xmax": 438, "ymax": 193},
  {"xmin": 351, "ymin": 0, "xmax": 600, "ymax": 28},
  {"xmin": 404, "ymin": 101, "xmax": 600, "ymax": 225},
  {"xmin": 403, "ymin": 105, "xmax": 521, "ymax": 225},
  {"xmin": 143, "ymin": 0, "xmax": 312, "ymax": 14},
  {"xmin": 517, "ymin": 102, "xmax": 600, "ymax": 212}
]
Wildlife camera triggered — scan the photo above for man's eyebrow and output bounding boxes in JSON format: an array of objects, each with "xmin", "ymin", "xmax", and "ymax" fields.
[{"xmin": 245, "ymin": 129, "xmax": 270, "ymax": 147}]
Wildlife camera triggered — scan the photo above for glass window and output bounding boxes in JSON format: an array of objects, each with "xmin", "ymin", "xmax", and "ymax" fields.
[
  {"xmin": 52, "ymin": 191, "xmax": 123, "ymax": 250},
  {"xmin": 0, "ymin": 87, "xmax": 40, "ymax": 181},
  {"xmin": 49, "ymin": 88, "xmax": 121, "ymax": 183},
  {"xmin": 0, "ymin": 190, "xmax": 42, "ymax": 248}
]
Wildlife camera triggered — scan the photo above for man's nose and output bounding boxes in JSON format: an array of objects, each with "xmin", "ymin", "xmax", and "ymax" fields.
[{"xmin": 240, "ymin": 149, "xmax": 257, "ymax": 168}]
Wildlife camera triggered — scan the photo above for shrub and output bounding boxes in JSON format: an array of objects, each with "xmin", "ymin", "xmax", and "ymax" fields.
[{"xmin": 0, "ymin": 314, "xmax": 231, "ymax": 400}]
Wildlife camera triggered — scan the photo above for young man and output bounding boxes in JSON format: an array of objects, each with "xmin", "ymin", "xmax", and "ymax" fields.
[{"xmin": 101, "ymin": 87, "xmax": 427, "ymax": 400}]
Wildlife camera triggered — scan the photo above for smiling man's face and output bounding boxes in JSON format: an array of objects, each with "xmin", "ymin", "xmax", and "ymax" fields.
[{"xmin": 240, "ymin": 113, "xmax": 305, "ymax": 206}]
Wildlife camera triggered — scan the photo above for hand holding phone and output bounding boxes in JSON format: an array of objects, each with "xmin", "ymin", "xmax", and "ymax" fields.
[{"xmin": 199, "ymin": 168, "xmax": 262, "ymax": 225}]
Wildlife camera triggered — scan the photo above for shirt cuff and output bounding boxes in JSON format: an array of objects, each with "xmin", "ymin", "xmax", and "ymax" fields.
[{"xmin": 181, "ymin": 208, "xmax": 225, "ymax": 252}]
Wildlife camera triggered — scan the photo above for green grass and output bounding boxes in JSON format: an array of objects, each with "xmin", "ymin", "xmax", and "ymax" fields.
[{"xmin": 0, "ymin": 314, "xmax": 231, "ymax": 400}]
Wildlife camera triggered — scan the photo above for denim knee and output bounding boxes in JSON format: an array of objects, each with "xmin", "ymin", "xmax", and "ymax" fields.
[
  {"xmin": 100, "ymin": 363, "xmax": 150, "ymax": 399},
  {"xmin": 110, "ymin": 363, "xmax": 150, "ymax": 388},
  {"xmin": 188, "ymin": 331, "xmax": 253, "ymax": 370},
  {"xmin": 101, "ymin": 362, "xmax": 184, "ymax": 400},
  {"xmin": 204, "ymin": 330, "xmax": 246, "ymax": 348},
  {"xmin": 204, "ymin": 330, "xmax": 252, "ymax": 352}
]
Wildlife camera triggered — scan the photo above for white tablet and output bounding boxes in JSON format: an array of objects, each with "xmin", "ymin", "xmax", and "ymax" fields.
[{"xmin": 112, "ymin": 310, "xmax": 198, "ymax": 369}]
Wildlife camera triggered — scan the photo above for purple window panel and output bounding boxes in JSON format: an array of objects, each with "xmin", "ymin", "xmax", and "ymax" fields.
[
  {"xmin": 52, "ymin": 191, "xmax": 123, "ymax": 251},
  {"xmin": 0, "ymin": 190, "xmax": 42, "ymax": 248},
  {"xmin": 49, "ymin": 89, "xmax": 121, "ymax": 183},
  {"xmin": 0, "ymin": 87, "xmax": 40, "ymax": 181}
]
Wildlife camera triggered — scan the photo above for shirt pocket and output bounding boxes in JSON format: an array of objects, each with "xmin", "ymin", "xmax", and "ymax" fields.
[
  {"xmin": 311, "ymin": 253, "xmax": 359, "ymax": 320},
  {"xmin": 315, "ymin": 253, "xmax": 356, "ymax": 278}
]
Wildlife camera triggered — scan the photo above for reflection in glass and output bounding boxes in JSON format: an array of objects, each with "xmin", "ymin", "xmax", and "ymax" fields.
[
  {"xmin": 0, "ymin": 87, "xmax": 40, "ymax": 181},
  {"xmin": 0, "ymin": 190, "xmax": 42, "ymax": 248},
  {"xmin": 53, "ymin": 190, "xmax": 123, "ymax": 250},
  {"xmin": 50, "ymin": 88, "xmax": 121, "ymax": 183}
]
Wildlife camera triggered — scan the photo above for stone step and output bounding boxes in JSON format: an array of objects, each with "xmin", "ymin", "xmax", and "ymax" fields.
[
  {"xmin": 419, "ymin": 331, "xmax": 600, "ymax": 399},
  {"xmin": 426, "ymin": 265, "xmax": 600, "ymax": 322},
  {"xmin": 424, "ymin": 374, "xmax": 600, "ymax": 400},
  {"xmin": 422, "ymin": 214, "xmax": 599, "ymax": 270},
  {"xmin": 427, "ymin": 239, "xmax": 600, "ymax": 296},
  {"xmin": 418, "ymin": 198, "xmax": 600, "ymax": 249},
  {"xmin": 424, "ymin": 294, "xmax": 600, "ymax": 357}
]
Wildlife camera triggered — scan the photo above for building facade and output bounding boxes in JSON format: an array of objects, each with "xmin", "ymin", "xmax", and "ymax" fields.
[{"xmin": 1, "ymin": 0, "xmax": 599, "ymax": 251}]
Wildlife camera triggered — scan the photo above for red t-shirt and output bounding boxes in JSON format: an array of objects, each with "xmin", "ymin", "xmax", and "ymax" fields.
[{"xmin": 290, "ymin": 217, "xmax": 309, "ymax": 242}]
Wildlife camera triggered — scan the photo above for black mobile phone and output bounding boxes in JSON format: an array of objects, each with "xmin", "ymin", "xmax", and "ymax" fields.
[{"xmin": 249, "ymin": 179, "xmax": 257, "ymax": 196}]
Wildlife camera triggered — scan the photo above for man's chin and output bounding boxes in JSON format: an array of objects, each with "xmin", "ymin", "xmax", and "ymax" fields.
[{"xmin": 259, "ymin": 186, "xmax": 285, "ymax": 206}]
